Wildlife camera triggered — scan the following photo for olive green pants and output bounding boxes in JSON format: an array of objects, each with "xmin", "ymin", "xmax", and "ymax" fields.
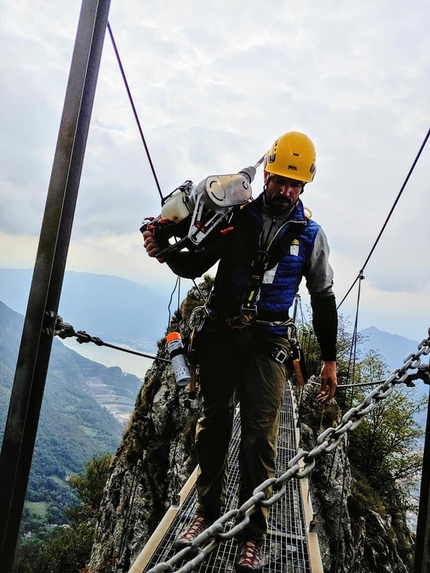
[{"xmin": 194, "ymin": 322, "xmax": 289, "ymax": 540}]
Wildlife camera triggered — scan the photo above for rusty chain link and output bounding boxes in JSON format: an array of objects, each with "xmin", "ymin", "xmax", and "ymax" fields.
[{"xmin": 145, "ymin": 330, "xmax": 430, "ymax": 573}]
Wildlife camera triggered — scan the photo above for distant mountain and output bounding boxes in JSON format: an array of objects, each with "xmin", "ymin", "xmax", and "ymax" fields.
[
  {"xmin": 0, "ymin": 300, "xmax": 143, "ymax": 538},
  {"xmin": 358, "ymin": 326, "xmax": 421, "ymax": 371},
  {"xmin": 359, "ymin": 326, "xmax": 429, "ymax": 429},
  {"xmin": 0, "ymin": 268, "xmax": 170, "ymax": 348}
]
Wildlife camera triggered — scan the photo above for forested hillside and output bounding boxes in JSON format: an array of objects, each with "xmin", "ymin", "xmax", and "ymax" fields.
[{"xmin": 0, "ymin": 301, "xmax": 142, "ymax": 542}]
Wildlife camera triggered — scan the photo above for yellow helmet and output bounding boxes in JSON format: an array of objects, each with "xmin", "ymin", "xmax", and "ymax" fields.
[{"xmin": 265, "ymin": 131, "xmax": 316, "ymax": 182}]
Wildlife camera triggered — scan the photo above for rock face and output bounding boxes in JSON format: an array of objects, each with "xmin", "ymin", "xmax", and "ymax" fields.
[
  {"xmin": 297, "ymin": 383, "xmax": 415, "ymax": 572},
  {"xmin": 88, "ymin": 283, "xmax": 205, "ymax": 572},
  {"xmin": 88, "ymin": 281, "xmax": 415, "ymax": 573}
]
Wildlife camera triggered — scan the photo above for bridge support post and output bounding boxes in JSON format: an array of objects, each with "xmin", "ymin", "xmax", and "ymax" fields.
[
  {"xmin": 414, "ymin": 390, "xmax": 430, "ymax": 572},
  {"xmin": 0, "ymin": 1, "xmax": 111, "ymax": 571}
]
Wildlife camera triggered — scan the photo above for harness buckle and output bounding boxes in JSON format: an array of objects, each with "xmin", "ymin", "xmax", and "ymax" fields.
[
  {"xmin": 239, "ymin": 304, "xmax": 258, "ymax": 325},
  {"xmin": 271, "ymin": 346, "xmax": 289, "ymax": 364}
]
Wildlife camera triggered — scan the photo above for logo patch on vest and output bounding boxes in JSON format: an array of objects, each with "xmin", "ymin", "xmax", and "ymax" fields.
[{"xmin": 290, "ymin": 239, "xmax": 299, "ymax": 256}]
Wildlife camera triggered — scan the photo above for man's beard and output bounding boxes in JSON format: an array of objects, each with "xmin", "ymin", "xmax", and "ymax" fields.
[{"xmin": 269, "ymin": 195, "xmax": 297, "ymax": 214}]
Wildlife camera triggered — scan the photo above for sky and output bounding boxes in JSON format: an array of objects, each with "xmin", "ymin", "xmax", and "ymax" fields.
[{"xmin": 0, "ymin": 0, "xmax": 429, "ymax": 346}]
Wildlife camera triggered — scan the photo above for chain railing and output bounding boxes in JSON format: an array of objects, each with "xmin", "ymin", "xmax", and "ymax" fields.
[{"xmin": 143, "ymin": 330, "xmax": 430, "ymax": 573}]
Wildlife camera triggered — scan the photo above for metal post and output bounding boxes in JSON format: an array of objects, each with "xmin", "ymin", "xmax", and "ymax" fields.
[
  {"xmin": 0, "ymin": 1, "xmax": 111, "ymax": 571},
  {"xmin": 414, "ymin": 390, "xmax": 430, "ymax": 572}
]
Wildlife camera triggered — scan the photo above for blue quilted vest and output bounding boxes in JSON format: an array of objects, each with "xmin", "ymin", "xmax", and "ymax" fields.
[{"xmin": 211, "ymin": 194, "xmax": 321, "ymax": 333}]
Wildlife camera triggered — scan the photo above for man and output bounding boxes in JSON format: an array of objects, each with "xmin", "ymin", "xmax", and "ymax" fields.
[{"xmin": 143, "ymin": 131, "xmax": 337, "ymax": 573}]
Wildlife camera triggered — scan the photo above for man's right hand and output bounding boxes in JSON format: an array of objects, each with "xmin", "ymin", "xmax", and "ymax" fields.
[{"xmin": 142, "ymin": 230, "xmax": 164, "ymax": 261}]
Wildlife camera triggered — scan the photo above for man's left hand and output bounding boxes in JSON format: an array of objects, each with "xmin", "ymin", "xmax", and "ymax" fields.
[{"xmin": 316, "ymin": 360, "xmax": 337, "ymax": 403}]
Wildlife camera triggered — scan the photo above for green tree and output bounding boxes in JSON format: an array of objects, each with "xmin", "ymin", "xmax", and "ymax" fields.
[
  {"xmin": 14, "ymin": 453, "xmax": 113, "ymax": 573},
  {"xmin": 347, "ymin": 351, "xmax": 425, "ymax": 513},
  {"xmin": 297, "ymin": 310, "xmax": 424, "ymax": 520},
  {"xmin": 66, "ymin": 453, "xmax": 113, "ymax": 525},
  {"xmin": 297, "ymin": 311, "xmax": 364, "ymax": 388}
]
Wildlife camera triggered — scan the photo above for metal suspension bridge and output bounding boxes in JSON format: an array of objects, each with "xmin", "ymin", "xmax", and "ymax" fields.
[
  {"xmin": 127, "ymin": 381, "xmax": 322, "ymax": 573},
  {"xmin": 0, "ymin": 3, "xmax": 429, "ymax": 573}
]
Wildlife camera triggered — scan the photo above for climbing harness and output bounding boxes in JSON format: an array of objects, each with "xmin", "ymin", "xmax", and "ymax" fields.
[
  {"xmin": 271, "ymin": 321, "xmax": 308, "ymax": 386},
  {"xmin": 238, "ymin": 216, "xmax": 306, "ymax": 326},
  {"xmin": 186, "ymin": 294, "xmax": 308, "ymax": 388},
  {"xmin": 239, "ymin": 249, "xmax": 270, "ymax": 325}
]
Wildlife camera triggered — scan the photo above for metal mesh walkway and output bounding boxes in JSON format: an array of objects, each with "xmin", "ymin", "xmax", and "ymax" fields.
[{"xmin": 134, "ymin": 382, "xmax": 318, "ymax": 572}]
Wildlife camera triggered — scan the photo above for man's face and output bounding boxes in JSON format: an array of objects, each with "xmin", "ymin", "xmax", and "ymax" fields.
[{"xmin": 264, "ymin": 173, "xmax": 304, "ymax": 212}]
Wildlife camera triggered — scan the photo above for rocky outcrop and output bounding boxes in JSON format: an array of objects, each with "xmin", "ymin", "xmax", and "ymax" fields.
[
  {"xmin": 298, "ymin": 382, "xmax": 415, "ymax": 572},
  {"xmin": 87, "ymin": 281, "xmax": 205, "ymax": 572},
  {"xmin": 87, "ymin": 280, "xmax": 415, "ymax": 573}
]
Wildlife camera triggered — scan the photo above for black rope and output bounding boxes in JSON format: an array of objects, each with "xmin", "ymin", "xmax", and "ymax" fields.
[
  {"xmin": 344, "ymin": 273, "xmax": 364, "ymax": 406},
  {"xmin": 117, "ymin": 470, "xmax": 140, "ymax": 563},
  {"xmin": 337, "ymin": 367, "xmax": 430, "ymax": 388},
  {"xmin": 166, "ymin": 276, "xmax": 181, "ymax": 327},
  {"xmin": 338, "ymin": 126, "xmax": 430, "ymax": 309},
  {"xmin": 307, "ymin": 367, "xmax": 429, "ymax": 389},
  {"xmin": 107, "ymin": 21, "xmax": 163, "ymax": 201},
  {"xmin": 55, "ymin": 320, "xmax": 170, "ymax": 363},
  {"xmin": 337, "ymin": 379, "xmax": 388, "ymax": 389},
  {"xmin": 170, "ymin": 388, "xmax": 185, "ymax": 506},
  {"xmin": 192, "ymin": 278, "xmax": 209, "ymax": 305}
]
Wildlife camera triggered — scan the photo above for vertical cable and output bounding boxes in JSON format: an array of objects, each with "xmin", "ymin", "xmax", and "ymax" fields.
[{"xmin": 107, "ymin": 22, "xmax": 163, "ymax": 200}]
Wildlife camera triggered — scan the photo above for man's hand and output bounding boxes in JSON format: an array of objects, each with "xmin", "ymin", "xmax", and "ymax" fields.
[
  {"xmin": 143, "ymin": 229, "xmax": 164, "ymax": 262},
  {"xmin": 316, "ymin": 360, "xmax": 337, "ymax": 403}
]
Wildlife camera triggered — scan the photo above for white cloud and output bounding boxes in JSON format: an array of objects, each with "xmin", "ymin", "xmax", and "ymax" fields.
[{"xmin": 0, "ymin": 0, "xmax": 429, "ymax": 341}]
